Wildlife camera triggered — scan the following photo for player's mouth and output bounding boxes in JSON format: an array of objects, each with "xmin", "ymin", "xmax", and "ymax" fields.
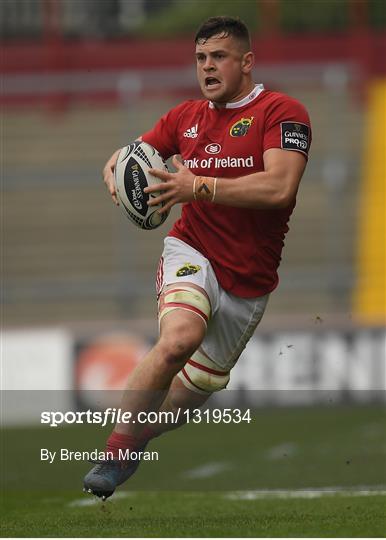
[{"xmin": 204, "ymin": 77, "xmax": 221, "ymax": 90}]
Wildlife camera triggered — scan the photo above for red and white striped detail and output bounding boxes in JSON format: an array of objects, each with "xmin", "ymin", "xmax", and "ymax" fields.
[
  {"xmin": 180, "ymin": 366, "xmax": 210, "ymax": 394},
  {"xmin": 162, "ymin": 288, "xmax": 209, "ymax": 324},
  {"xmin": 158, "ymin": 286, "xmax": 211, "ymax": 326},
  {"xmin": 187, "ymin": 358, "xmax": 228, "ymax": 376},
  {"xmin": 177, "ymin": 349, "xmax": 230, "ymax": 394},
  {"xmin": 156, "ymin": 255, "xmax": 164, "ymax": 297}
]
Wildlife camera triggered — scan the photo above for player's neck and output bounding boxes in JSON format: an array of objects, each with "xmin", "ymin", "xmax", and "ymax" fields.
[{"xmin": 210, "ymin": 82, "xmax": 263, "ymax": 110}]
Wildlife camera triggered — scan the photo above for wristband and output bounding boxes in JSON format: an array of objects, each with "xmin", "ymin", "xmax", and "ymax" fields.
[{"xmin": 193, "ymin": 176, "xmax": 217, "ymax": 202}]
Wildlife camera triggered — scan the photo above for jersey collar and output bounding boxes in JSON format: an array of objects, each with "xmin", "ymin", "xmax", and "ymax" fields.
[{"xmin": 208, "ymin": 84, "xmax": 265, "ymax": 109}]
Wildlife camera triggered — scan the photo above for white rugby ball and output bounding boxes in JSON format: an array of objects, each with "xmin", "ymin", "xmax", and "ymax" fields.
[{"xmin": 114, "ymin": 141, "xmax": 170, "ymax": 230}]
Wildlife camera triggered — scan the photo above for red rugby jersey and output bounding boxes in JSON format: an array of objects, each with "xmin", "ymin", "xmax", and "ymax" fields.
[{"xmin": 142, "ymin": 85, "xmax": 312, "ymax": 297}]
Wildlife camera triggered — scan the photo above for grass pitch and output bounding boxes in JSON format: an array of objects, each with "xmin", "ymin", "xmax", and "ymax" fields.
[
  {"xmin": 1, "ymin": 404, "xmax": 385, "ymax": 537},
  {"xmin": 2, "ymin": 491, "xmax": 386, "ymax": 537}
]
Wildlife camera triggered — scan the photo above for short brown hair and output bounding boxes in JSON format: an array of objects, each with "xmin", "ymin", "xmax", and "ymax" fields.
[{"xmin": 195, "ymin": 16, "xmax": 251, "ymax": 50}]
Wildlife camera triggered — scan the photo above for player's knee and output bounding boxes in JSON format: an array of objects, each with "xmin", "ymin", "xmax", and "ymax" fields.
[{"xmin": 156, "ymin": 331, "xmax": 201, "ymax": 370}]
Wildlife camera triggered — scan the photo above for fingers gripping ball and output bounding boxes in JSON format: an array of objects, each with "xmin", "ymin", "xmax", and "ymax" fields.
[
  {"xmin": 114, "ymin": 141, "xmax": 170, "ymax": 230},
  {"xmin": 178, "ymin": 350, "xmax": 230, "ymax": 394}
]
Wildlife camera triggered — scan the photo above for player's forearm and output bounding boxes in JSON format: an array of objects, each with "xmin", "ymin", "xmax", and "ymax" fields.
[
  {"xmin": 211, "ymin": 171, "xmax": 297, "ymax": 209},
  {"xmin": 146, "ymin": 149, "xmax": 306, "ymax": 213}
]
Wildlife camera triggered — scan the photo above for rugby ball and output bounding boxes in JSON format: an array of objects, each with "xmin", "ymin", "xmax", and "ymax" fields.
[{"xmin": 114, "ymin": 141, "xmax": 170, "ymax": 230}]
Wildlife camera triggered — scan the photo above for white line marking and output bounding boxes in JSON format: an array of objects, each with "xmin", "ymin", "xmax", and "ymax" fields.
[
  {"xmin": 68, "ymin": 491, "xmax": 133, "ymax": 507},
  {"xmin": 68, "ymin": 498, "xmax": 99, "ymax": 507},
  {"xmin": 265, "ymin": 442, "xmax": 298, "ymax": 460},
  {"xmin": 182, "ymin": 461, "xmax": 231, "ymax": 479},
  {"xmin": 224, "ymin": 486, "xmax": 386, "ymax": 500}
]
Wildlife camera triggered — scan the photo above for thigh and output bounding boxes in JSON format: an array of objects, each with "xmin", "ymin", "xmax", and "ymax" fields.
[{"xmin": 201, "ymin": 290, "xmax": 269, "ymax": 371}]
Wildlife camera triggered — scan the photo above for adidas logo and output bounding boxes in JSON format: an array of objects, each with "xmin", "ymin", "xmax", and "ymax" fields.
[{"xmin": 183, "ymin": 124, "xmax": 199, "ymax": 138}]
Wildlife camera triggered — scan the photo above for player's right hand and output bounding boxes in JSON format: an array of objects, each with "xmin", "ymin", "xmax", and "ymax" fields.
[{"xmin": 103, "ymin": 148, "xmax": 121, "ymax": 205}]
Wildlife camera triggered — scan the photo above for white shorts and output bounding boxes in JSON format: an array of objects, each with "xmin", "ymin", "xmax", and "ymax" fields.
[{"xmin": 156, "ymin": 237, "xmax": 269, "ymax": 372}]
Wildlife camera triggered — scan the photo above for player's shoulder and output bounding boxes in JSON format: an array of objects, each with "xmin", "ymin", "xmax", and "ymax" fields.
[
  {"xmin": 171, "ymin": 99, "xmax": 208, "ymax": 114},
  {"xmin": 260, "ymin": 90, "xmax": 309, "ymax": 116}
]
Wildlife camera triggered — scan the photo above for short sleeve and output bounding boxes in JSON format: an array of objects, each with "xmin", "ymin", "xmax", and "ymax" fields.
[
  {"xmin": 141, "ymin": 102, "xmax": 188, "ymax": 160},
  {"xmin": 263, "ymin": 96, "xmax": 312, "ymax": 159}
]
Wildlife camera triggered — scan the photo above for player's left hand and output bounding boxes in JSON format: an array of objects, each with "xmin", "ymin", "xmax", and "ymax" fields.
[{"xmin": 145, "ymin": 155, "xmax": 195, "ymax": 214}]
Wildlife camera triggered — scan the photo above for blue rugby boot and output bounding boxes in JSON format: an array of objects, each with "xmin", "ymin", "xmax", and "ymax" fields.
[{"xmin": 83, "ymin": 449, "xmax": 144, "ymax": 500}]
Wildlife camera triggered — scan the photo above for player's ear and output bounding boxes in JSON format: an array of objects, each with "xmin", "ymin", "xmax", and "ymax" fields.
[{"xmin": 241, "ymin": 51, "xmax": 254, "ymax": 74}]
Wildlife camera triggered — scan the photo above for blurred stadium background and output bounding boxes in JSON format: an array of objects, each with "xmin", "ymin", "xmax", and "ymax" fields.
[{"xmin": 2, "ymin": 0, "xmax": 385, "ymax": 407}]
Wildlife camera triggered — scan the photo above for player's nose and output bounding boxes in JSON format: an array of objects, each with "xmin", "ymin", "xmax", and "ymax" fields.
[{"xmin": 203, "ymin": 58, "xmax": 215, "ymax": 71}]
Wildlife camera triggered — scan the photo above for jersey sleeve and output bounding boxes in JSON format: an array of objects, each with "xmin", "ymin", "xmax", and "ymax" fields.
[
  {"xmin": 141, "ymin": 101, "xmax": 188, "ymax": 160},
  {"xmin": 263, "ymin": 95, "xmax": 312, "ymax": 158}
]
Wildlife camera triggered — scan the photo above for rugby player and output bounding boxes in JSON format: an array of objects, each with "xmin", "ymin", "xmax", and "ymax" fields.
[{"xmin": 84, "ymin": 15, "xmax": 311, "ymax": 499}]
